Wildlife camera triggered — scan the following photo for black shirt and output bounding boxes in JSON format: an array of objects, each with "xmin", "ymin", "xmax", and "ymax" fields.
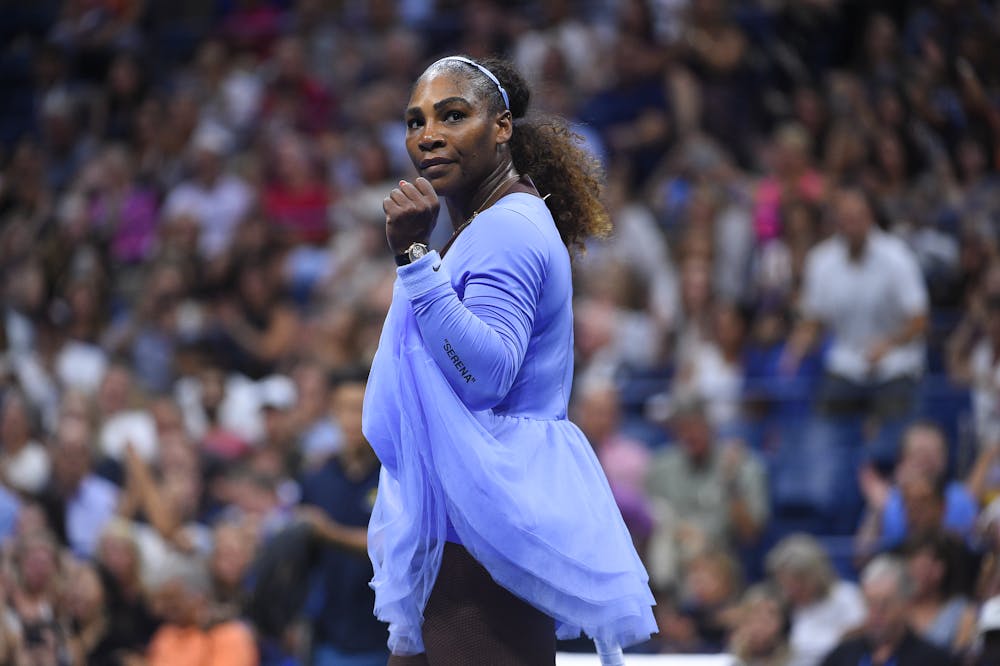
[
  {"xmin": 820, "ymin": 629, "xmax": 955, "ymax": 666},
  {"xmin": 300, "ymin": 455, "xmax": 387, "ymax": 652}
]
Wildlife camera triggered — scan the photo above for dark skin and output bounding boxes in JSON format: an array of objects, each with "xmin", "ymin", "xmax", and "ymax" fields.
[{"xmin": 384, "ymin": 67, "xmax": 537, "ymax": 254}]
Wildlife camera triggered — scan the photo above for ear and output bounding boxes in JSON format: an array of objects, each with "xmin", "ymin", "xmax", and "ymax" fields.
[{"xmin": 494, "ymin": 110, "xmax": 513, "ymax": 146}]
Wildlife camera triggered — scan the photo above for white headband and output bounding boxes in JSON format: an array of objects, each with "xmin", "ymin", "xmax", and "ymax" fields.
[{"xmin": 434, "ymin": 56, "xmax": 510, "ymax": 111}]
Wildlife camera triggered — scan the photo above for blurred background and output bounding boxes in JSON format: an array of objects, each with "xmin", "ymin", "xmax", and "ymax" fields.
[{"xmin": 1, "ymin": 0, "xmax": 1000, "ymax": 664}]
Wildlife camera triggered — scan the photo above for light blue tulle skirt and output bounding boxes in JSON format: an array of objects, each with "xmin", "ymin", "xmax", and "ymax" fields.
[{"xmin": 362, "ymin": 285, "xmax": 657, "ymax": 655}]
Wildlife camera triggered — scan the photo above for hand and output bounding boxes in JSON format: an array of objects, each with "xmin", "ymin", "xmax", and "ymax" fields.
[
  {"xmin": 858, "ymin": 464, "xmax": 890, "ymax": 510},
  {"xmin": 866, "ymin": 338, "xmax": 894, "ymax": 367},
  {"xmin": 720, "ymin": 439, "xmax": 747, "ymax": 486},
  {"xmin": 384, "ymin": 177, "xmax": 438, "ymax": 254},
  {"xmin": 296, "ymin": 505, "xmax": 333, "ymax": 533}
]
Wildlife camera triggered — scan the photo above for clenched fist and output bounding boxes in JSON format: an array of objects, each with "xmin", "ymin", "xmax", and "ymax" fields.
[{"xmin": 384, "ymin": 177, "xmax": 439, "ymax": 254}]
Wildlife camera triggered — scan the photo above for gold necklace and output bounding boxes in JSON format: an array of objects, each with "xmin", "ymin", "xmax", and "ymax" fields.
[{"xmin": 440, "ymin": 172, "xmax": 521, "ymax": 255}]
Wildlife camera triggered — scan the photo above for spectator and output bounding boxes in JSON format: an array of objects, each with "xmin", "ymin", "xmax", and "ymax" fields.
[
  {"xmin": 78, "ymin": 144, "xmax": 159, "ymax": 265},
  {"xmin": 646, "ymin": 400, "xmax": 768, "ymax": 584},
  {"xmin": 766, "ymin": 534, "xmax": 867, "ymax": 666},
  {"xmin": 162, "ymin": 124, "xmax": 254, "ymax": 260},
  {"xmin": 288, "ymin": 364, "xmax": 340, "ymax": 471},
  {"xmin": 573, "ymin": 380, "xmax": 651, "ymax": 495},
  {"xmin": 212, "ymin": 257, "xmax": 299, "ymax": 380},
  {"xmin": 209, "ymin": 521, "xmax": 256, "ymax": 621},
  {"xmin": 902, "ymin": 531, "xmax": 976, "ymax": 653},
  {"xmin": 670, "ymin": 548, "xmax": 744, "ymax": 653},
  {"xmin": 820, "ymin": 555, "xmax": 954, "ymax": 666},
  {"xmin": 572, "ymin": 379, "xmax": 655, "ymax": 552},
  {"xmin": 40, "ymin": 417, "xmax": 119, "ymax": 558},
  {"xmin": 259, "ymin": 36, "xmax": 334, "ymax": 136},
  {"xmin": 93, "ymin": 521, "xmax": 160, "ymax": 662},
  {"xmin": 578, "ymin": 14, "xmax": 671, "ymax": 188},
  {"xmin": 856, "ymin": 421, "xmax": 978, "ymax": 555},
  {"xmin": 146, "ymin": 564, "xmax": 259, "ymax": 666},
  {"xmin": 672, "ymin": 301, "xmax": 748, "ymax": 432},
  {"xmin": 0, "ymin": 389, "xmax": 51, "ymax": 496},
  {"xmin": 262, "ymin": 132, "xmax": 331, "ymax": 246},
  {"xmin": 1, "ymin": 1, "xmax": 1000, "ymax": 662},
  {"xmin": 64, "ymin": 560, "xmax": 114, "ymax": 665},
  {"xmin": 947, "ymin": 261, "xmax": 1000, "ymax": 448},
  {"xmin": 104, "ymin": 261, "xmax": 190, "ymax": 394},
  {"xmin": 752, "ymin": 201, "xmax": 821, "ymax": 309},
  {"xmin": 728, "ymin": 584, "xmax": 793, "ymax": 666},
  {"xmin": 297, "ymin": 372, "xmax": 387, "ymax": 665},
  {"xmin": 752, "ymin": 123, "xmax": 825, "ymax": 244},
  {"xmin": 8, "ymin": 531, "xmax": 69, "ymax": 664},
  {"xmin": 784, "ymin": 186, "xmax": 929, "ymax": 433},
  {"xmin": 971, "ymin": 595, "xmax": 1000, "ymax": 666}
]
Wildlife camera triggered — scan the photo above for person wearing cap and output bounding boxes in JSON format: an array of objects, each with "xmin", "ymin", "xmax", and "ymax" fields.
[
  {"xmin": 820, "ymin": 556, "xmax": 954, "ymax": 666},
  {"xmin": 364, "ymin": 55, "xmax": 656, "ymax": 663}
]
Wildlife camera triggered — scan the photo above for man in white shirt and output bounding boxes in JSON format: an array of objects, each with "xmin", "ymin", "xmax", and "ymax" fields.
[
  {"xmin": 785, "ymin": 186, "xmax": 929, "ymax": 424},
  {"xmin": 162, "ymin": 124, "xmax": 254, "ymax": 259},
  {"xmin": 41, "ymin": 418, "xmax": 119, "ymax": 558}
]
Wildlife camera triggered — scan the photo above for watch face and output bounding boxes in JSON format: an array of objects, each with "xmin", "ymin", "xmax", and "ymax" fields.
[{"xmin": 409, "ymin": 244, "xmax": 428, "ymax": 261}]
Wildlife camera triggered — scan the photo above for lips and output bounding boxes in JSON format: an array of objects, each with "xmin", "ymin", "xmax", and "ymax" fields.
[{"xmin": 419, "ymin": 157, "xmax": 453, "ymax": 169}]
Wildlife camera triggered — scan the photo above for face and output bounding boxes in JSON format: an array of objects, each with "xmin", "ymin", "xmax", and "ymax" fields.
[
  {"xmin": 153, "ymin": 579, "xmax": 202, "ymax": 626},
  {"xmin": 404, "ymin": 68, "xmax": 509, "ymax": 200},
  {"xmin": 686, "ymin": 558, "xmax": 732, "ymax": 606},
  {"xmin": 740, "ymin": 595, "xmax": 785, "ymax": 654},
  {"xmin": 19, "ymin": 539, "xmax": 57, "ymax": 592},
  {"xmin": 863, "ymin": 575, "xmax": 908, "ymax": 644},
  {"xmin": 294, "ymin": 365, "xmax": 328, "ymax": 417},
  {"xmin": 332, "ymin": 382, "xmax": 368, "ymax": 453},
  {"xmin": 906, "ymin": 548, "xmax": 944, "ymax": 596},
  {"xmin": 97, "ymin": 365, "xmax": 132, "ymax": 415},
  {"xmin": 211, "ymin": 524, "xmax": 252, "ymax": 588},
  {"xmin": 52, "ymin": 418, "xmax": 93, "ymax": 490},
  {"xmin": 98, "ymin": 533, "xmax": 139, "ymax": 584},
  {"xmin": 775, "ymin": 570, "xmax": 815, "ymax": 607},
  {"xmin": 675, "ymin": 413, "xmax": 712, "ymax": 462},
  {"xmin": 680, "ymin": 258, "xmax": 712, "ymax": 312},
  {"xmin": 65, "ymin": 565, "xmax": 104, "ymax": 621},
  {"xmin": 901, "ymin": 474, "xmax": 944, "ymax": 534},
  {"xmin": 0, "ymin": 396, "xmax": 30, "ymax": 446},
  {"xmin": 575, "ymin": 387, "xmax": 620, "ymax": 444},
  {"xmin": 834, "ymin": 190, "xmax": 874, "ymax": 247},
  {"xmin": 901, "ymin": 427, "xmax": 946, "ymax": 478},
  {"xmin": 714, "ymin": 305, "xmax": 745, "ymax": 351}
]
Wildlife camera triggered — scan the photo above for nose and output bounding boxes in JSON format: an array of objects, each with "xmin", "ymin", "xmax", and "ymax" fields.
[{"xmin": 418, "ymin": 122, "xmax": 445, "ymax": 152}]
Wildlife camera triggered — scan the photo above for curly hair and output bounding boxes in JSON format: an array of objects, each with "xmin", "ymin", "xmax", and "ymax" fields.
[{"xmin": 430, "ymin": 56, "xmax": 611, "ymax": 252}]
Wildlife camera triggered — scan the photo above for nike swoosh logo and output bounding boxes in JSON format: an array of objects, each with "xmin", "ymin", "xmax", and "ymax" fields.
[{"xmin": 432, "ymin": 264, "xmax": 441, "ymax": 272}]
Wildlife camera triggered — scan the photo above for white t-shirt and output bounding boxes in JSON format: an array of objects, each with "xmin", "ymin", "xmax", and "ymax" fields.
[
  {"xmin": 789, "ymin": 580, "xmax": 867, "ymax": 666},
  {"xmin": 675, "ymin": 342, "xmax": 743, "ymax": 429},
  {"xmin": 2, "ymin": 441, "xmax": 50, "ymax": 495},
  {"xmin": 163, "ymin": 174, "xmax": 253, "ymax": 259},
  {"xmin": 801, "ymin": 231, "xmax": 928, "ymax": 382}
]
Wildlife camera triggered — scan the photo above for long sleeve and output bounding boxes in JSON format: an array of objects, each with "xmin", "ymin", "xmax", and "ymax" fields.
[{"xmin": 396, "ymin": 210, "xmax": 549, "ymax": 411}]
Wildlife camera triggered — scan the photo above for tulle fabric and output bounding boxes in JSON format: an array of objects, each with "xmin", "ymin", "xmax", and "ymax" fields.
[{"xmin": 363, "ymin": 283, "xmax": 657, "ymax": 655}]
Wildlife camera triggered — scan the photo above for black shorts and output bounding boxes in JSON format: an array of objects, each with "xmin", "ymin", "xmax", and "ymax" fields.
[{"xmin": 387, "ymin": 542, "xmax": 555, "ymax": 665}]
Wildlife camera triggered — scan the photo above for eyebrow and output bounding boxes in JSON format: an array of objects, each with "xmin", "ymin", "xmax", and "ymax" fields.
[{"xmin": 405, "ymin": 96, "xmax": 473, "ymax": 116}]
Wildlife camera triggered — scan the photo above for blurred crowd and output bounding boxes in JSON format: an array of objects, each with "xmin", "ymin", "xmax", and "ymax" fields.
[{"xmin": 3, "ymin": 0, "xmax": 1000, "ymax": 664}]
